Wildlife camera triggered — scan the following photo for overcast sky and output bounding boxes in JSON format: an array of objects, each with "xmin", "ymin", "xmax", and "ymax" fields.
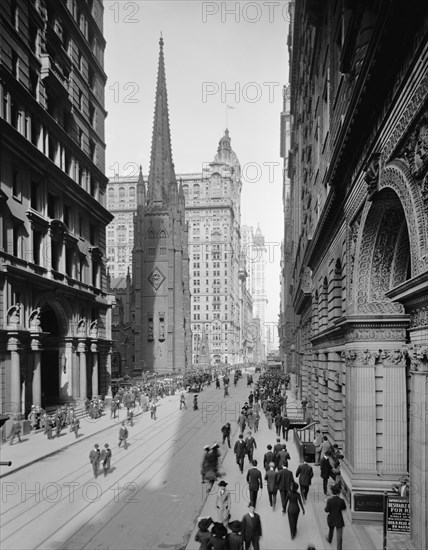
[{"xmin": 104, "ymin": 0, "xmax": 290, "ymax": 339}]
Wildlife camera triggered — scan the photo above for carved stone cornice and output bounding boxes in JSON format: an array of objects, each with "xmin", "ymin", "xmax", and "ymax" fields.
[
  {"xmin": 26, "ymin": 209, "xmax": 49, "ymax": 230},
  {"xmin": 364, "ymin": 152, "xmax": 381, "ymax": 200},
  {"xmin": 339, "ymin": 315, "xmax": 409, "ymax": 344}
]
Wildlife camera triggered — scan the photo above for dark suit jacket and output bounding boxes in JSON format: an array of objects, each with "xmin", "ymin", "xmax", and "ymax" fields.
[
  {"xmin": 263, "ymin": 451, "xmax": 275, "ymax": 470},
  {"xmin": 273, "ymin": 443, "xmax": 283, "ymax": 456},
  {"xmin": 264, "ymin": 469, "xmax": 277, "ymax": 491},
  {"xmin": 296, "ymin": 462, "xmax": 314, "ymax": 486},
  {"xmin": 275, "ymin": 468, "xmax": 294, "ymax": 492},
  {"xmin": 320, "ymin": 456, "xmax": 333, "ymax": 479},
  {"xmin": 247, "ymin": 467, "xmax": 263, "ymax": 491},
  {"xmin": 241, "ymin": 512, "xmax": 262, "ymax": 541},
  {"xmin": 276, "ymin": 450, "xmax": 290, "ymax": 468},
  {"xmin": 325, "ymin": 495, "xmax": 346, "ymax": 527},
  {"xmin": 234, "ymin": 439, "xmax": 246, "ymax": 458},
  {"xmin": 89, "ymin": 449, "xmax": 100, "ymax": 464}
]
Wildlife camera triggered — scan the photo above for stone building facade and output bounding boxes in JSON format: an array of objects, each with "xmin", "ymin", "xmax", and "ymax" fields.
[
  {"xmin": 0, "ymin": 0, "xmax": 114, "ymax": 425},
  {"xmin": 285, "ymin": 1, "xmax": 428, "ymax": 546}
]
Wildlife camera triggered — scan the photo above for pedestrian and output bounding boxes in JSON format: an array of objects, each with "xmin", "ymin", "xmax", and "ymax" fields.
[
  {"xmin": 281, "ymin": 414, "xmax": 290, "ymax": 441},
  {"xmin": 241, "ymin": 504, "xmax": 262, "ymax": 550},
  {"xmin": 221, "ymin": 422, "xmax": 231, "ymax": 448},
  {"xmin": 314, "ymin": 429, "xmax": 323, "ymax": 465},
  {"xmin": 275, "ymin": 464, "xmax": 295, "ymax": 513},
  {"xmin": 246, "ymin": 460, "xmax": 263, "ymax": 508},
  {"xmin": 325, "ymin": 484, "xmax": 346, "ymax": 550},
  {"xmin": 101, "ymin": 443, "xmax": 112, "ymax": 476},
  {"xmin": 321, "ymin": 452, "xmax": 333, "ymax": 495},
  {"xmin": 216, "ymin": 481, "xmax": 231, "ymax": 526},
  {"xmin": 237, "ymin": 413, "xmax": 246, "ymax": 434},
  {"xmin": 201, "ymin": 445, "xmax": 211, "ymax": 483},
  {"xmin": 72, "ymin": 416, "xmax": 80, "ymax": 438},
  {"xmin": 320, "ymin": 435, "xmax": 332, "ymax": 456},
  {"xmin": 193, "ymin": 393, "xmax": 199, "ymax": 411},
  {"xmin": 45, "ymin": 416, "xmax": 54, "ymax": 439},
  {"xmin": 284, "ymin": 481, "xmax": 305, "ymax": 540},
  {"xmin": 274, "ymin": 412, "xmax": 282, "ymax": 437},
  {"xmin": 8, "ymin": 416, "xmax": 22, "ymax": 445},
  {"xmin": 150, "ymin": 400, "xmax": 157, "ymax": 420},
  {"xmin": 224, "ymin": 383, "xmax": 229, "ymax": 397},
  {"xmin": 180, "ymin": 391, "xmax": 187, "ymax": 410},
  {"xmin": 264, "ymin": 461, "xmax": 278, "ymax": 509},
  {"xmin": 210, "ymin": 522, "xmax": 228, "ymax": 549},
  {"xmin": 89, "ymin": 443, "xmax": 100, "ymax": 479},
  {"xmin": 245, "ymin": 431, "xmax": 257, "ymax": 463},
  {"xmin": 295, "ymin": 459, "xmax": 314, "ymax": 502},
  {"xmin": 194, "ymin": 517, "xmax": 213, "ymax": 550},
  {"xmin": 276, "ymin": 444, "xmax": 290, "ymax": 469},
  {"xmin": 234, "ymin": 434, "xmax": 246, "ymax": 474},
  {"xmin": 118, "ymin": 421, "xmax": 129, "ymax": 449},
  {"xmin": 263, "ymin": 444, "xmax": 275, "ymax": 471},
  {"xmin": 227, "ymin": 520, "xmax": 243, "ymax": 550}
]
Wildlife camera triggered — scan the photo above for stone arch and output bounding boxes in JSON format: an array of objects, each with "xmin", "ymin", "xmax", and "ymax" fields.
[
  {"xmin": 379, "ymin": 161, "xmax": 428, "ymax": 275},
  {"xmin": 352, "ymin": 186, "xmax": 412, "ymax": 314},
  {"xmin": 34, "ymin": 291, "xmax": 71, "ymax": 337}
]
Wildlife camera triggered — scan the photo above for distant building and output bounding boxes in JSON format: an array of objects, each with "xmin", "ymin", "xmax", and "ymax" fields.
[{"xmin": 0, "ymin": 0, "xmax": 113, "ymax": 424}]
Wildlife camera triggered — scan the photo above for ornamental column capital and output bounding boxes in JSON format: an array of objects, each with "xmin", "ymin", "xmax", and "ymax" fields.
[
  {"xmin": 341, "ymin": 348, "xmax": 378, "ymax": 367},
  {"xmin": 77, "ymin": 339, "xmax": 87, "ymax": 353},
  {"xmin": 403, "ymin": 344, "xmax": 428, "ymax": 373},
  {"xmin": 7, "ymin": 333, "xmax": 21, "ymax": 351}
]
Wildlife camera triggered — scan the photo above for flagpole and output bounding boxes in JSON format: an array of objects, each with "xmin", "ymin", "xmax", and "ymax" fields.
[{"xmin": 226, "ymin": 104, "xmax": 228, "ymax": 129}]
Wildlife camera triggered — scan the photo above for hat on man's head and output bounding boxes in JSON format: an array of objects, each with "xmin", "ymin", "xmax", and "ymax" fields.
[
  {"xmin": 228, "ymin": 520, "xmax": 242, "ymax": 533},
  {"xmin": 218, "ymin": 480, "xmax": 228, "ymax": 487},
  {"xmin": 197, "ymin": 517, "xmax": 213, "ymax": 531}
]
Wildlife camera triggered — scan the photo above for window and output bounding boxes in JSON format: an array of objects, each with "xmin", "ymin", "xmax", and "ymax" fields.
[
  {"xmin": 12, "ymin": 170, "xmax": 21, "ymax": 199},
  {"xmin": 78, "ymin": 89, "xmax": 83, "ymax": 111}
]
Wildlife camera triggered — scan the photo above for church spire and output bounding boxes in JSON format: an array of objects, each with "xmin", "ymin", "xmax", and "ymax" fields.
[{"xmin": 147, "ymin": 35, "xmax": 176, "ymax": 205}]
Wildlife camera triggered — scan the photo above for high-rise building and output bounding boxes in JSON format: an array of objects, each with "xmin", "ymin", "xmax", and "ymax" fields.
[
  {"xmin": 285, "ymin": 1, "xmax": 428, "ymax": 546},
  {"xmin": 0, "ymin": 0, "xmax": 113, "ymax": 426},
  {"xmin": 131, "ymin": 37, "xmax": 191, "ymax": 375},
  {"xmin": 241, "ymin": 224, "xmax": 268, "ymax": 360},
  {"xmin": 184, "ymin": 130, "xmax": 243, "ymax": 367}
]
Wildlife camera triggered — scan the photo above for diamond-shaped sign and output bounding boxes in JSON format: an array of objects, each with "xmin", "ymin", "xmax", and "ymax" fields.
[{"xmin": 148, "ymin": 266, "xmax": 165, "ymax": 291}]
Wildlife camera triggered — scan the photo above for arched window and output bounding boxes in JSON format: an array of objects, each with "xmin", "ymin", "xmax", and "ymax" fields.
[
  {"xmin": 129, "ymin": 186, "xmax": 135, "ymax": 199},
  {"xmin": 182, "ymin": 184, "xmax": 189, "ymax": 197},
  {"xmin": 118, "ymin": 187, "xmax": 125, "ymax": 201},
  {"xmin": 148, "ymin": 230, "xmax": 155, "ymax": 240},
  {"xmin": 108, "ymin": 187, "xmax": 114, "ymax": 198},
  {"xmin": 193, "ymin": 184, "xmax": 200, "ymax": 198}
]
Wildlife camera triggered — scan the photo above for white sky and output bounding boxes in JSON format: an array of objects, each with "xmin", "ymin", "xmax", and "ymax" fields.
[{"xmin": 104, "ymin": 0, "xmax": 290, "ymax": 339}]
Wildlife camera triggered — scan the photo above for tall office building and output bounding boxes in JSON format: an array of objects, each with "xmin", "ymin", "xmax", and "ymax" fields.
[
  {"xmin": 241, "ymin": 224, "xmax": 268, "ymax": 360},
  {"xmin": 0, "ymin": 0, "xmax": 113, "ymax": 428}
]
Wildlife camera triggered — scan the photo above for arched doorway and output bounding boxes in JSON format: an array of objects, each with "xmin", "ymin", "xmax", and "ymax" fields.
[{"xmin": 40, "ymin": 304, "xmax": 61, "ymax": 407}]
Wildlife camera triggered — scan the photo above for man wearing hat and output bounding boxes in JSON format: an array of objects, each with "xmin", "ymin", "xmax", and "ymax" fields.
[
  {"xmin": 246, "ymin": 460, "xmax": 263, "ymax": 508},
  {"xmin": 194, "ymin": 517, "xmax": 212, "ymax": 549},
  {"xmin": 100, "ymin": 443, "xmax": 112, "ymax": 477},
  {"xmin": 216, "ymin": 480, "xmax": 231, "ymax": 526},
  {"xmin": 234, "ymin": 434, "xmax": 246, "ymax": 474},
  {"xmin": 325, "ymin": 485, "xmax": 346, "ymax": 550},
  {"xmin": 241, "ymin": 504, "xmax": 262, "ymax": 550},
  {"xmin": 89, "ymin": 443, "xmax": 100, "ymax": 479},
  {"xmin": 227, "ymin": 520, "xmax": 243, "ymax": 550}
]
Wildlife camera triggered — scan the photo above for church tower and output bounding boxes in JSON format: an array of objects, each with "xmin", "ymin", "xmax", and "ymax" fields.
[{"xmin": 132, "ymin": 37, "xmax": 191, "ymax": 374}]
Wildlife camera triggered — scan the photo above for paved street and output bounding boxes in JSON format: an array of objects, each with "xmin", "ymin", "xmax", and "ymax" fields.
[{"xmin": 1, "ymin": 373, "xmax": 409, "ymax": 550}]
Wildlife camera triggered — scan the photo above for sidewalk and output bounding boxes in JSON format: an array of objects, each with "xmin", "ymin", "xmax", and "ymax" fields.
[
  {"xmin": 186, "ymin": 380, "xmax": 387, "ymax": 550},
  {"xmin": 0, "ymin": 395, "xmax": 177, "ymax": 479}
]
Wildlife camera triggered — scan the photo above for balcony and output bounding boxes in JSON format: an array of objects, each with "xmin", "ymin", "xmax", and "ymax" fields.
[{"xmin": 40, "ymin": 54, "xmax": 70, "ymax": 99}]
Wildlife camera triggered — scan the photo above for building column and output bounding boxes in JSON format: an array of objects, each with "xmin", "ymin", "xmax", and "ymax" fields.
[
  {"xmin": 31, "ymin": 340, "xmax": 42, "ymax": 407},
  {"xmin": 407, "ymin": 346, "xmax": 428, "ymax": 550},
  {"xmin": 78, "ymin": 340, "xmax": 87, "ymax": 400},
  {"xmin": 105, "ymin": 343, "xmax": 113, "ymax": 401},
  {"xmin": 342, "ymin": 349, "xmax": 377, "ymax": 472},
  {"xmin": 91, "ymin": 341, "xmax": 99, "ymax": 398},
  {"xmin": 7, "ymin": 335, "xmax": 21, "ymax": 415}
]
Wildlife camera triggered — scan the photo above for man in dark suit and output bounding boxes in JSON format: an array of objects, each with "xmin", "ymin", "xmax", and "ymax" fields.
[
  {"xmin": 320, "ymin": 452, "xmax": 333, "ymax": 495},
  {"xmin": 275, "ymin": 464, "xmax": 294, "ymax": 513},
  {"xmin": 89, "ymin": 443, "xmax": 100, "ymax": 479},
  {"xmin": 246, "ymin": 460, "xmax": 263, "ymax": 508},
  {"xmin": 234, "ymin": 434, "xmax": 246, "ymax": 473},
  {"xmin": 263, "ymin": 444, "xmax": 275, "ymax": 471},
  {"xmin": 276, "ymin": 445, "xmax": 290, "ymax": 469},
  {"xmin": 281, "ymin": 414, "xmax": 291, "ymax": 441},
  {"xmin": 264, "ymin": 461, "xmax": 278, "ymax": 509},
  {"xmin": 325, "ymin": 485, "xmax": 346, "ymax": 550},
  {"xmin": 295, "ymin": 460, "xmax": 314, "ymax": 501},
  {"xmin": 241, "ymin": 504, "xmax": 262, "ymax": 550}
]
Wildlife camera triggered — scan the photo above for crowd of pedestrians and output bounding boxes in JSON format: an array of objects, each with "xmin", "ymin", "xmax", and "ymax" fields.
[{"xmin": 194, "ymin": 368, "xmax": 348, "ymax": 550}]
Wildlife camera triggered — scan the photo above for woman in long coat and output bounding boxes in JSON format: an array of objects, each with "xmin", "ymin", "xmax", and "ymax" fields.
[
  {"xmin": 284, "ymin": 481, "xmax": 305, "ymax": 540},
  {"xmin": 216, "ymin": 481, "xmax": 231, "ymax": 526}
]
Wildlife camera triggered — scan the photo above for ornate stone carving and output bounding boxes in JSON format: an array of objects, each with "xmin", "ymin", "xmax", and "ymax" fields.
[
  {"xmin": 148, "ymin": 266, "xmax": 165, "ymax": 291},
  {"xmin": 77, "ymin": 317, "xmax": 87, "ymax": 336},
  {"xmin": 90, "ymin": 320, "xmax": 98, "ymax": 338},
  {"xmin": 404, "ymin": 344, "xmax": 428, "ymax": 373},
  {"xmin": 7, "ymin": 304, "xmax": 21, "ymax": 326},
  {"xmin": 410, "ymin": 306, "xmax": 428, "ymax": 328},
  {"xmin": 341, "ymin": 349, "xmax": 377, "ymax": 366},
  {"xmin": 29, "ymin": 307, "xmax": 42, "ymax": 331},
  {"xmin": 147, "ymin": 316, "xmax": 154, "ymax": 341},
  {"xmin": 364, "ymin": 153, "xmax": 381, "ymax": 200},
  {"xmin": 345, "ymin": 326, "xmax": 407, "ymax": 343}
]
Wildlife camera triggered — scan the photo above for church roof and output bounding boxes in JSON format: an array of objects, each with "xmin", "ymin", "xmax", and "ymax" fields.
[
  {"xmin": 147, "ymin": 36, "xmax": 176, "ymax": 204},
  {"xmin": 253, "ymin": 225, "xmax": 265, "ymax": 246},
  {"xmin": 213, "ymin": 128, "xmax": 240, "ymax": 167}
]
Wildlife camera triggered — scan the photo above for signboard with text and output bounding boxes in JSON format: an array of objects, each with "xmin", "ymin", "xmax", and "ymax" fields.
[{"xmin": 387, "ymin": 496, "xmax": 410, "ymax": 533}]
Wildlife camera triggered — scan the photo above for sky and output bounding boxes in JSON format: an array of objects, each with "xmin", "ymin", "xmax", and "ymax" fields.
[{"xmin": 104, "ymin": 0, "xmax": 290, "ymax": 341}]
